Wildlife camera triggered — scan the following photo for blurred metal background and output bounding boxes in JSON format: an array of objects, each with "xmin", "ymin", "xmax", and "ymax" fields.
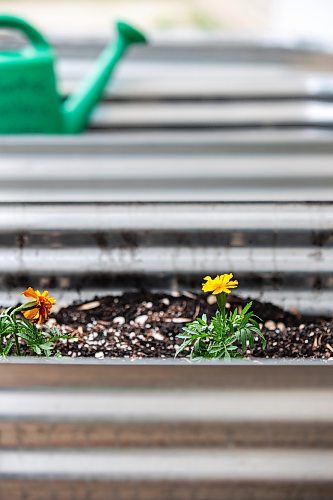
[{"xmin": 1, "ymin": 38, "xmax": 333, "ymax": 312}]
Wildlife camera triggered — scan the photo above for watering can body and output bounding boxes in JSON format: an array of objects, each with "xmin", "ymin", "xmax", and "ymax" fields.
[
  {"xmin": 0, "ymin": 48, "xmax": 63, "ymax": 133},
  {"xmin": 0, "ymin": 15, "xmax": 146, "ymax": 134}
]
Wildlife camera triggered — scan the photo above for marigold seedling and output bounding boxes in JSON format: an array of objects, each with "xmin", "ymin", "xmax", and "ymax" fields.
[
  {"xmin": 0, "ymin": 287, "xmax": 72, "ymax": 357},
  {"xmin": 176, "ymin": 273, "xmax": 266, "ymax": 360}
]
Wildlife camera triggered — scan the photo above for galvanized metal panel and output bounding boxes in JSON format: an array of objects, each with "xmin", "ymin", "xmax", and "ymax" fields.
[
  {"xmin": 1, "ymin": 129, "xmax": 333, "ymax": 155},
  {"xmin": 0, "ymin": 202, "xmax": 331, "ymax": 231},
  {"xmin": 0, "ymin": 246, "xmax": 331, "ymax": 275},
  {"xmin": 0, "ymin": 478, "xmax": 331, "ymax": 500},
  {"xmin": 59, "ymin": 59, "xmax": 333, "ymax": 99},
  {"xmin": 0, "ymin": 360, "xmax": 331, "ymax": 389},
  {"xmin": 1, "ymin": 448, "xmax": 332, "ymax": 481},
  {"xmin": 1, "ymin": 420, "xmax": 332, "ymax": 449},
  {"xmin": 1, "ymin": 389, "xmax": 332, "ymax": 422},
  {"xmin": 89, "ymin": 101, "xmax": 333, "ymax": 128},
  {"xmin": 1, "ymin": 154, "xmax": 333, "ymax": 201}
]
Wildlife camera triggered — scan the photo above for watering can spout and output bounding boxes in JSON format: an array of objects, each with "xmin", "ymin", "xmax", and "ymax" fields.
[{"xmin": 63, "ymin": 21, "xmax": 147, "ymax": 134}]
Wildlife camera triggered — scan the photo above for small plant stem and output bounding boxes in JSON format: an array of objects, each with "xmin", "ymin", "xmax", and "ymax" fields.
[
  {"xmin": 217, "ymin": 292, "xmax": 227, "ymax": 333},
  {"xmin": 9, "ymin": 316, "xmax": 21, "ymax": 356},
  {"xmin": 13, "ymin": 303, "xmax": 34, "ymax": 313},
  {"xmin": 14, "ymin": 332, "xmax": 21, "ymax": 356},
  {"xmin": 8, "ymin": 309, "xmax": 23, "ymax": 356},
  {"xmin": 217, "ymin": 293, "xmax": 227, "ymax": 313}
]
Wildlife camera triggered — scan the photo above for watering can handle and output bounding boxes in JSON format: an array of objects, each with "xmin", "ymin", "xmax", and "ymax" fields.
[{"xmin": 0, "ymin": 14, "xmax": 50, "ymax": 51}]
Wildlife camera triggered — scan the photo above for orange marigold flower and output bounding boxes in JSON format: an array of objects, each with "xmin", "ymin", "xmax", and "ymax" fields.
[
  {"xmin": 202, "ymin": 273, "xmax": 238, "ymax": 295},
  {"xmin": 21, "ymin": 287, "xmax": 56, "ymax": 324}
]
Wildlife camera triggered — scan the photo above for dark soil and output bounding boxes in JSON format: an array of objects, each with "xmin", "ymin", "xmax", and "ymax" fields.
[{"xmin": 50, "ymin": 292, "xmax": 333, "ymax": 360}]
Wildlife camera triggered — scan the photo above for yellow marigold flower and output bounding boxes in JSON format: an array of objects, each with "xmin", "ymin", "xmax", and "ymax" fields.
[
  {"xmin": 21, "ymin": 287, "xmax": 56, "ymax": 324},
  {"xmin": 202, "ymin": 273, "xmax": 238, "ymax": 295}
]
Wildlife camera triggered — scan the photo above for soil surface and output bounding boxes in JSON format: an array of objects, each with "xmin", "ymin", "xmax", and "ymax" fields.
[{"xmin": 49, "ymin": 292, "xmax": 333, "ymax": 360}]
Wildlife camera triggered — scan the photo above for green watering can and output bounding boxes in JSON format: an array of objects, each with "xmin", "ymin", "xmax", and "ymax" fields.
[{"xmin": 0, "ymin": 15, "xmax": 146, "ymax": 134}]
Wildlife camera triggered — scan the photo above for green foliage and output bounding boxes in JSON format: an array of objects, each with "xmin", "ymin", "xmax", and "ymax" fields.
[
  {"xmin": 176, "ymin": 301, "xmax": 266, "ymax": 360},
  {"xmin": 0, "ymin": 309, "xmax": 71, "ymax": 357}
]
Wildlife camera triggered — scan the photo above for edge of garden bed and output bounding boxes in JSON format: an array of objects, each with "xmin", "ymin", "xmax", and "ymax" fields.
[{"xmin": 0, "ymin": 358, "xmax": 332, "ymax": 389}]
